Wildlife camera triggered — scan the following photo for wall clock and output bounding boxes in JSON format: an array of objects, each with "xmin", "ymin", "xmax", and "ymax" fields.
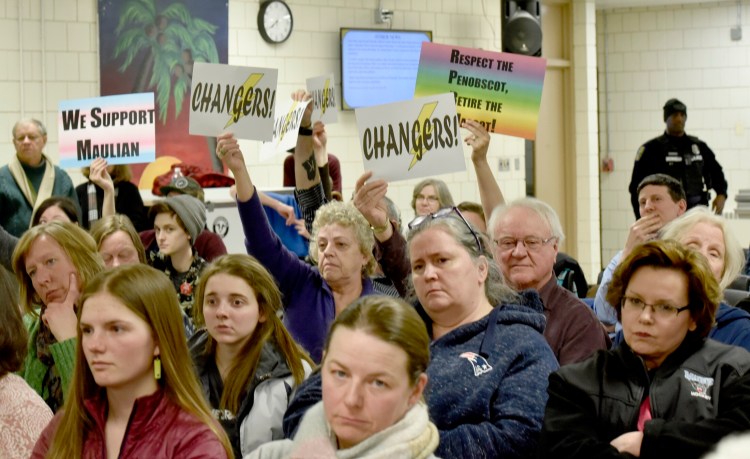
[{"xmin": 258, "ymin": 0, "xmax": 293, "ymax": 44}]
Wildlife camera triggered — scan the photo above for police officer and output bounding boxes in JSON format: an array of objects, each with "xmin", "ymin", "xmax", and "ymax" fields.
[{"xmin": 628, "ymin": 98, "xmax": 727, "ymax": 219}]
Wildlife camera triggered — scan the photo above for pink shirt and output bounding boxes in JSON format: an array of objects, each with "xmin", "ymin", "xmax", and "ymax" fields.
[{"xmin": 0, "ymin": 373, "xmax": 53, "ymax": 459}]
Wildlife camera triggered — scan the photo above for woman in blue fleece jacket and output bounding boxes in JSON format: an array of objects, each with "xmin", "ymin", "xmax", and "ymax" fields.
[
  {"xmin": 284, "ymin": 208, "xmax": 559, "ymax": 458},
  {"xmin": 407, "ymin": 209, "xmax": 558, "ymax": 458}
]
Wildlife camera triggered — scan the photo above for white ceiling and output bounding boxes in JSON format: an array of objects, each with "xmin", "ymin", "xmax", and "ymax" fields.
[{"xmin": 595, "ymin": 0, "xmax": 725, "ymax": 9}]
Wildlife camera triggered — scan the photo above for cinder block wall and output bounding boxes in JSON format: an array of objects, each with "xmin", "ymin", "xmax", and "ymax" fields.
[{"xmin": 597, "ymin": 2, "xmax": 750, "ymax": 264}]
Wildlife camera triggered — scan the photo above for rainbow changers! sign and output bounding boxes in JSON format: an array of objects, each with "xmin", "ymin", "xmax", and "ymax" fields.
[{"xmin": 414, "ymin": 42, "xmax": 546, "ymax": 140}]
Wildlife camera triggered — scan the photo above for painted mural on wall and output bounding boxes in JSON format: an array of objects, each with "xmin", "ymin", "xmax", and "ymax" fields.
[{"xmin": 98, "ymin": 0, "xmax": 228, "ymax": 183}]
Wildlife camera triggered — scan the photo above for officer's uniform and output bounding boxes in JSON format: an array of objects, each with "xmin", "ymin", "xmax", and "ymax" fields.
[{"xmin": 628, "ymin": 100, "xmax": 727, "ymax": 219}]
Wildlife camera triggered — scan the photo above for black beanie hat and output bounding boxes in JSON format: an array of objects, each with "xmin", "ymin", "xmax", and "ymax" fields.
[{"xmin": 663, "ymin": 98, "xmax": 687, "ymax": 122}]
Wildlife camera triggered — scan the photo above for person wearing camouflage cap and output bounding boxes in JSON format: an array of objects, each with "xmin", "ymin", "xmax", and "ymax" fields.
[{"xmin": 160, "ymin": 175, "xmax": 205, "ymax": 203}]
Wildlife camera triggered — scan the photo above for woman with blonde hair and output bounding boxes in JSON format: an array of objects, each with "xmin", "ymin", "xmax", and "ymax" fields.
[
  {"xmin": 660, "ymin": 206, "xmax": 745, "ymax": 290},
  {"xmin": 89, "ymin": 214, "xmax": 146, "ymax": 267},
  {"xmin": 284, "ymin": 209, "xmax": 559, "ymax": 458},
  {"xmin": 250, "ymin": 295, "xmax": 438, "ymax": 458},
  {"xmin": 12, "ymin": 221, "xmax": 104, "ymax": 411},
  {"xmin": 217, "ymin": 132, "xmax": 379, "ymax": 362},
  {"xmin": 31, "ymin": 264, "xmax": 233, "ymax": 458},
  {"xmin": 190, "ymin": 254, "xmax": 313, "ymax": 457}
]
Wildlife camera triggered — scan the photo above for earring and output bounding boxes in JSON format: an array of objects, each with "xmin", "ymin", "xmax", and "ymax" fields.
[{"xmin": 153, "ymin": 356, "xmax": 162, "ymax": 380}]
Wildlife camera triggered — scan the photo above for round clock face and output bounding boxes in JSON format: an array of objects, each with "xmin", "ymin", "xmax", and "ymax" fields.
[{"xmin": 259, "ymin": 1, "xmax": 293, "ymax": 44}]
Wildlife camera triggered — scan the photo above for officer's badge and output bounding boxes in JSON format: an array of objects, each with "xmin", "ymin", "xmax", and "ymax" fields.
[
  {"xmin": 635, "ymin": 146, "xmax": 645, "ymax": 161},
  {"xmin": 692, "ymin": 144, "xmax": 700, "ymax": 155}
]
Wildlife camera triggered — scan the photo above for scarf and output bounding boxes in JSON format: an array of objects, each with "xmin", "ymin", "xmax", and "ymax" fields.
[
  {"xmin": 87, "ymin": 182, "xmax": 99, "ymax": 224},
  {"xmin": 8, "ymin": 153, "xmax": 56, "ymax": 223},
  {"xmin": 35, "ymin": 308, "xmax": 64, "ymax": 412},
  {"xmin": 287, "ymin": 401, "xmax": 439, "ymax": 459}
]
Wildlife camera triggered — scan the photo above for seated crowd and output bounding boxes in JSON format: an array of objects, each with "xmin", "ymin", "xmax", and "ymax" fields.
[{"xmin": 2, "ymin": 97, "xmax": 750, "ymax": 459}]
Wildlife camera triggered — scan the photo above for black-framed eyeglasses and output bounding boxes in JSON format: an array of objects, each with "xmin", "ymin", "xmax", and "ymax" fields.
[
  {"xmin": 408, "ymin": 207, "xmax": 482, "ymax": 252},
  {"xmin": 621, "ymin": 296, "xmax": 690, "ymax": 318}
]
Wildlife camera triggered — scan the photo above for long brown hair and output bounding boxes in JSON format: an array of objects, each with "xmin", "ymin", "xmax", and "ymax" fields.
[
  {"xmin": 44, "ymin": 264, "xmax": 233, "ymax": 459},
  {"xmin": 193, "ymin": 254, "xmax": 313, "ymax": 415},
  {"xmin": 0, "ymin": 266, "xmax": 25, "ymax": 377}
]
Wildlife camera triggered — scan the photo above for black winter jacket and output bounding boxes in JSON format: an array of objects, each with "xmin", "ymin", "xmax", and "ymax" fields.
[{"xmin": 539, "ymin": 337, "xmax": 750, "ymax": 459}]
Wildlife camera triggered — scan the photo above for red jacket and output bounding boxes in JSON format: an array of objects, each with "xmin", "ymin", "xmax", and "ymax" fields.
[{"xmin": 32, "ymin": 389, "xmax": 228, "ymax": 459}]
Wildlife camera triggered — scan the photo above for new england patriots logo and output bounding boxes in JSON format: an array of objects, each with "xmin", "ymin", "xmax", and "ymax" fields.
[{"xmin": 460, "ymin": 352, "xmax": 493, "ymax": 377}]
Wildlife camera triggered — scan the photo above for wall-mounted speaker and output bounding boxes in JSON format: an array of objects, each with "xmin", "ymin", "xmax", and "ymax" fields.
[{"xmin": 501, "ymin": 0, "xmax": 542, "ymax": 57}]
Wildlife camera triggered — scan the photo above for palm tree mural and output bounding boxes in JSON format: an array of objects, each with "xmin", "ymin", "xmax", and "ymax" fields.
[{"xmin": 113, "ymin": 0, "xmax": 219, "ymax": 124}]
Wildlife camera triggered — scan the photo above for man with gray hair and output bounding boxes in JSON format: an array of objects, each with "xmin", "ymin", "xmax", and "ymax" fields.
[
  {"xmin": 489, "ymin": 198, "xmax": 609, "ymax": 365},
  {"xmin": 0, "ymin": 119, "xmax": 79, "ymax": 236}
]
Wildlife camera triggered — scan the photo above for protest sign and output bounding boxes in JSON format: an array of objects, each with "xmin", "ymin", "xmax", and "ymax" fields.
[
  {"xmin": 355, "ymin": 92, "xmax": 464, "ymax": 182},
  {"xmin": 414, "ymin": 42, "xmax": 546, "ymax": 140},
  {"xmin": 259, "ymin": 98, "xmax": 311, "ymax": 161},
  {"xmin": 306, "ymin": 74, "xmax": 338, "ymax": 125},
  {"xmin": 58, "ymin": 93, "xmax": 156, "ymax": 168},
  {"xmin": 189, "ymin": 62, "xmax": 278, "ymax": 140}
]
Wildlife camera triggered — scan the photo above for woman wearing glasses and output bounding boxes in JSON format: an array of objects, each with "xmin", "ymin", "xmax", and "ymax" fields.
[
  {"xmin": 411, "ymin": 179, "xmax": 454, "ymax": 218},
  {"xmin": 216, "ymin": 132, "xmax": 378, "ymax": 363},
  {"xmin": 283, "ymin": 206, "xmax": 558, "ymax": 458},
  {"xmin": 539, "ymin": 240, "xmax": 750, "ymax": 459},
  {"xmin": 407, "ymin": 207, "xmax": 558, "ymax": 458}
]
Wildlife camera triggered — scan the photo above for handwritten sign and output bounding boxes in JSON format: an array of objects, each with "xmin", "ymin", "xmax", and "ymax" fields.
[
  {"xmin": 355, "ymin": 93, "xmax": 464, "ymax": 182},
  {"xmin": 189, "ymin": 62, "xmax": 278, "ymax": 140},
  {"xmin": 306, "ymin": 74, "xmax": 338, "ymax": 125},
  {"xmin": 414, "ymin": 42, "xmax": 546, "ymax": 140},
  {"xmin": 57, "ymin": 93, "xmax": 156, "ymax": 168},
  {"xmin": 259, "ymin": 98, "xmax": 311, "ymax": 161}
]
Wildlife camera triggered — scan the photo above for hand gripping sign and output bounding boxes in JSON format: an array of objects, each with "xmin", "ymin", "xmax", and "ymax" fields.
[
  {"xmin": 259, "ymin": 97, "xmax": 311, "ymax": 161},
  {"xmin": 189, "ymin": 62, "xmax": 278, "ymax": 141},
  {"xmin": 355, "ymin": 92, "xmax": 465, "ymax": 182}
]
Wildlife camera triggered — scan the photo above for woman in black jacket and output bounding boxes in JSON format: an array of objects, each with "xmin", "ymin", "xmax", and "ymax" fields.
[{"xmin": 539, "ymin": 240, "xmax": 750, "ymax": 459}]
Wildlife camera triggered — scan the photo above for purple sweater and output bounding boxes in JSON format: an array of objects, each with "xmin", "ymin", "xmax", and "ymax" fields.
[{"xmin": 237, "ymin": 191, "xmax": 375, "ymax": 362}]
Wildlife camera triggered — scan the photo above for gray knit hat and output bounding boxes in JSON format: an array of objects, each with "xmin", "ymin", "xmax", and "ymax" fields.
[{"xmin": 163, "ymin": 194, "xmax": 206, "ymax": 243}]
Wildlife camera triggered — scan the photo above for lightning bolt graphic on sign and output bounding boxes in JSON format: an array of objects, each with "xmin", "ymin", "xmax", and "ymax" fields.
[
  {"xmin": 224, "ymin": 73, "xmax": 264, "ymax": 129},
  {"xmin": 408, "ymin": 101, "xmax": 438, "ymax": 170},
  {"xmin": 321, "ymin": 79, "xmax": 330, "ymax": 115},
  {"xmin": 278, "ymin": 100, "xmax": 301, "ymax": 142}
]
